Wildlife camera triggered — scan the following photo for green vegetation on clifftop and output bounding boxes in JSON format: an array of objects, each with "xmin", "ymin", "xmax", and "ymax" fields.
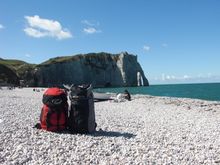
[
  {"xmin": 0, "ymin": 58, "xmax": 36, "ymax": 84},
  {"xmin": 0, "ymin": 52, "xmax": 123, "ymax": 85},
  {"xmin": 38, "ymin": 52, "xmax": 121, "ymax": 66}
]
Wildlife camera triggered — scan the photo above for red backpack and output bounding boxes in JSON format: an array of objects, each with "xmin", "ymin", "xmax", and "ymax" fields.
[{"xmin": 40, "ymin": 88, "xmax": 68, "ymax": 131}]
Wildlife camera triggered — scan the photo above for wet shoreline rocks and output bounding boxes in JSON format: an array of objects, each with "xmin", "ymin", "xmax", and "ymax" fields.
[{"xmin": 0, "ymin": 88, "xmax": 220, "ymax": 164}]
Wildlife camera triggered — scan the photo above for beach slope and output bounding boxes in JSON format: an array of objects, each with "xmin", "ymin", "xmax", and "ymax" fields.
[{"xmin": 0, "ymin": 88, "xmax": 220, "ymax": 164}]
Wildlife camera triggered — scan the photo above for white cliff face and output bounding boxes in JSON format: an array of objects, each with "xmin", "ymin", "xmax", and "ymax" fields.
[
  {"xmin": 137, "ymin": 72, "xmax": 142, "ymax": 86},
  {"xmin": 116, "ymin": 52, "xmax": 126, "ymax": 85},
  {"xmin": 34, "ymin": 52, "xmax": 149, "ymax": 87}
]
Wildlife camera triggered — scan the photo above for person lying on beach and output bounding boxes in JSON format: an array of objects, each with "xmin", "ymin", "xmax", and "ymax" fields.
[{"xmin": 123, "ymin": 89, "xmax": 131, "ymax": 101}]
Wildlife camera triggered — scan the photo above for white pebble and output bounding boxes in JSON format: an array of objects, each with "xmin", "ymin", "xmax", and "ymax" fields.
[{"xmin": 0, "ymin": 88, "xmax": 219, "ymax": 164}]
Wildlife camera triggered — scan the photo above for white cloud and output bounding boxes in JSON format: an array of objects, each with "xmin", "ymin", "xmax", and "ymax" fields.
[
  {"xmin": 143, "ymin": 46, "xmax": 150, "ymax": 51},
  {"xmin": 161, "ymin": 74, "xmax": 192, "ymax": 81},
  {"xmin": 153, "ymin": 73, "xmax": 220, "ymax": 84},
  {"xmin": 25, "ymin": 54, "xmax": 30, "ymax": 57},
  {"xmin": 24, "ymin": 27, "xmax": 48, "ymax": 38},
  {"xmin": 167, "ymin": 75, "xmax": 178, "ymax": 79},
  {"xmin": 0, "ymin": 24, "xmax": 5, "ymax": 28},
  {"xmin": 166, "ymin": 75, "xmax": 171, "ymax": 79},
  {"xmin": 23, "ymin": 15, "xmax": 73, "ymax": 40},
  {"xmin": 81, "ymin": 20, "xmax": 101, "ymax": 34},
  {"xmin": 183, "ymin": 75, "xmax": 191, "ymax": 79},
  {"xmin": 81, "ymin": 20, "xmax": 99, "ymax": 26},
  {"xmin": 171, "ymin": 75, "xmax": 177, "ymax": 79},
  {"xmin": 162, "ymin": 74, "xmax": 165, "ymax": 81},
  {"xmin": 83, "ymin": 27, "xmax": 102, "ymax": 34},
  {"xmin": 162, "ymin": 43, "xmax": 168, "ymax": 47},
  {"xmin": 56, "ymin": 28, "xmax": 72, "ymax": 40}
]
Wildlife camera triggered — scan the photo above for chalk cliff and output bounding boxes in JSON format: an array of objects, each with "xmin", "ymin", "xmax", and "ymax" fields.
[{"xmin": 34, "ymin": 52, "xmax": 149, "ymax": 87}]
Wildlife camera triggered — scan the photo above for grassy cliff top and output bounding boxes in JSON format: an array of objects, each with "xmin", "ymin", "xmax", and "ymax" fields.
[
  {"xmin": 38, "ymin": 52, "xmax": 121, "ymax": 66},
  {"xmin": 0, "ymin": 58, "xmax": 37, "ymax": 81},
  {"xmin": 38, "ymin": 54, "xmax": 84, "ymax": 66},
  {"xmin": 1, "ymin": 52, "xmax": 127, "ymax": 67},
  {"xmin": 0, "ymin": 52, "xmax": 136, "ymax": 85},
  {"xmin": 0, "ymin": 58, "xmax": 29, "ymax": 67},
  {"xmin": 0, "ymin": 52, "xmax": 124, "ymax": 75}
]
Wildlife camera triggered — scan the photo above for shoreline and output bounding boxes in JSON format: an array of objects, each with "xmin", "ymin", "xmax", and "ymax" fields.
[
  {"xmin": 2, "ymin": 86, "xmax": 220, "ymax": 102},
  {"xmin": 0, "ymin": 88, "xmax": 220, "ymax": 164}
]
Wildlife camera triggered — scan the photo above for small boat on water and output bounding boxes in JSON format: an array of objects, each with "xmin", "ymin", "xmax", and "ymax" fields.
[
  {"xmin": 93, "ymin": 92, "xmax": 112, "ymax": 100},
  {"xmin": 63, "ymin": 84, "xmax": 111, "ymax": 100}
]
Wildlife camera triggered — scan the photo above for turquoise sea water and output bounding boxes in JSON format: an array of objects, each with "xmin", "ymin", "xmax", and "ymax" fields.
[{"xmin": 93, "ymin": 82, "xmax": 220, "ymax": 101}]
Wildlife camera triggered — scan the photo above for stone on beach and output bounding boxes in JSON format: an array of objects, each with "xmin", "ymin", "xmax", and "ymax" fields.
[{"xmin": 0, "ymin": 88, "xmax": 220, "ymax": 164}]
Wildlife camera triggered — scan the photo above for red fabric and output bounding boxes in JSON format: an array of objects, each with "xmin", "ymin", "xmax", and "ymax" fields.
[
  {"xmin": 40, "ymin": 104, "xmax": 68, "ymax": 131},
  {"xmin": 40, "ymin": 87, "xmax": 68, "ymax": 131},
  {"xmin": 44, "ymin": 88, "xmax": 65, "ymax": 96},
  {"xmin": 40, "ymin": 105, "xmax": 49, "ymax": 130}
]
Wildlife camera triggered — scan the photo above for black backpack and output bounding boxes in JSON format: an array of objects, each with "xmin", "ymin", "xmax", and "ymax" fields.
[{"xmin": 68, "ymin": 84, "xmax": 96, "ymax": 133}]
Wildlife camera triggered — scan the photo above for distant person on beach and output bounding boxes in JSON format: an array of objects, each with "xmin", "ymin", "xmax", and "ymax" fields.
[
  {"xmin": 115, "ymin": 92, "xmax": 123, "ymax": 102},
  {"xmin": 123, "ymin": 89, "xmax": 131, "ymax": 101}
]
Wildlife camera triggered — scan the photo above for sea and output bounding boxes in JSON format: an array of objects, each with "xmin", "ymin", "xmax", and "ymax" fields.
[{"xmin": 93, "ymin": 82, "xmax": 220, "ymax": 102}]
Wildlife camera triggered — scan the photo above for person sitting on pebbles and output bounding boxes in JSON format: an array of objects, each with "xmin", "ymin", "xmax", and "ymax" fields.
[
  {"xmin": 115, "ymin": 92, "xmax": 123, "ymax": 102},
  {"xmin": 123, "ymin": 89, "xmax": 131, "ymax": 101}
]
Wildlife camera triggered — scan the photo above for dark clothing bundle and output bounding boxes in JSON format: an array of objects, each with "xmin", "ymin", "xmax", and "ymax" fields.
[{"xmin": 124, "ymin": 90, "xmax": 131, "ymax": 101}]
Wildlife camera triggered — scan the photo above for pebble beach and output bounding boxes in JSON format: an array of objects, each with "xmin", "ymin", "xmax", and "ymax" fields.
[{"xmin": 0, "ymin": 88, "xmax": 220, "ymax": 165}]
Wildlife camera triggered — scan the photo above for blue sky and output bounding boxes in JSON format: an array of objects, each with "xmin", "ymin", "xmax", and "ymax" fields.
[{"xmin": 1, "ymin": 0, "xmax": 220, "ymax": 85}]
